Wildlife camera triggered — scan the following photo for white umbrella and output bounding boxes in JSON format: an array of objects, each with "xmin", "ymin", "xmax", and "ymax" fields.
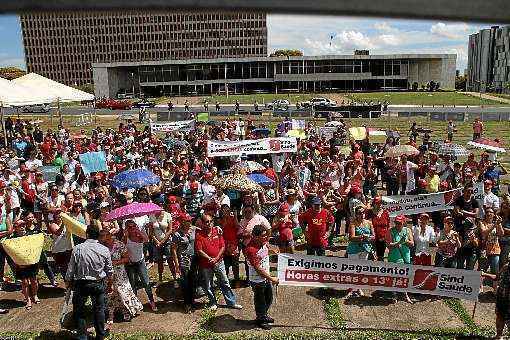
[
  {"xmin": 467, "ymin": 138, "xmax": 506, "ymax": 153},
  {"xmin": 325, "ymin": 121, "xmax": 342, "ymax": 127}
]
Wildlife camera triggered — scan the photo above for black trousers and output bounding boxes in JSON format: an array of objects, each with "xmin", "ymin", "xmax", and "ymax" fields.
[
  {"xmin": 73, "ymin": 280, "xmax": 106, "ymax": 340},
  {"xmin": 251, "ymin": 281, "xmax": 273, "ymax": 321},
  {"xmin": 180, "ymin": 256, "xmax": 198, "ymax": 307},
  {"xmin": 375, "ymin": 240, "xmax": 386, "ymax": 261}
]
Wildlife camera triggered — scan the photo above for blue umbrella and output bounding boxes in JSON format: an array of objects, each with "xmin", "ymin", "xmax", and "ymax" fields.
[
  {"xmin": 248, "ymin": 173, "xmax": 275, "ymax": 186},
  {"xmin": 111, "ymin": 169, "xmax": 160, "ymax": 190}
]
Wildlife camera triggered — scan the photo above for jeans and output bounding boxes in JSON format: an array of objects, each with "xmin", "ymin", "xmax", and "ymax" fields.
[
  {"xmin": 39, "ymin": 251, "xmax": 55, "ymax": 284},
  {"xmin": 434, "ymin": 253, "xmax": 457, "ymax": 268},
  {"xmin": 307, "ymin": 246, "xmax": 326, "ymax": 256},
  {"xmin": 73, "ymin": 280, "xmax": 106, "ymax": 340},
  {"xmin": 125, "ymin": 260, "xmax": 154, "ymax": 302},
  {"xmin": 224, "ymin": 255, "xmax": 240, "ymax": 281},
  {"xmin": 251, "ymin": 281, "xmax": 273, "ymax": 321},
  {"xmin": 200, "ymin": 260, "xmax": 237, "ymax": 307}
]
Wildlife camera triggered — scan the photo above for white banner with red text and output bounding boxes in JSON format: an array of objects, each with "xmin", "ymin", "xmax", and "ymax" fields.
[
  {"xmin": 207, "ymin": 137, "xmax": 298, "ymax": 157},
  {"xmin": 382, "ymin": 182, "xmax": 484, "ymax": 217},
  {"xmin": 278, "ymin": 253, "xmax": 481, "ymax": 301},
  {"xmin": 150, "ymin": 120, "xmax": 195, "ymax": 132}
]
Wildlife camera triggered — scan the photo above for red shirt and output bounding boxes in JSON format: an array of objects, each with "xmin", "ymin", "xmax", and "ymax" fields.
[
  {"xmin": 275, "ymin": 218, "xmax": 293, "ymax": 242},
  {"xmin": 194, "ymin": 226, "xmax": 225, "ymax": 269},
  {"xmin": 371, "ymin": 209, "xmax": 390, "ymax": 240},
  {"xmin": 299, "ymin": 208, "xmax": 334, "ymax": 247},
  {"xmin": 220, "ymin": 215, "xmax": 239, "ymax": 247}
]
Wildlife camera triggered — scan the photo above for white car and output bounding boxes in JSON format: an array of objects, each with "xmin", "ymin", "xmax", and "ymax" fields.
[
  {"xmin": 303, "ymin": 97, "xmax": 337, "ymax": 108},
  {"xmin": 21, "ymin": 104, "xmax": 51, "ymax": 113},
  {"xmin": 265, "ymin": 99, "xmax": 290, "ymax": 110}
]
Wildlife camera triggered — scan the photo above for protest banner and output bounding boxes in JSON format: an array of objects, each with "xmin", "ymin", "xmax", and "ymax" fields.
[
  {"xmin": 207, "ymin": 137, "xmax": 297, "ymax": 157},
  {"xmin": 1, "ymin": 233, "xmax": 45, "ymax": 266},
  {"xmin": 150, "ymin": 120, "xmax": 195, "ymax": 132},
  {"xmin": 382, "ymin": 182, "xmax": 484, "ymax": 217},
  {"xmin": 79, "ymin": 151, "xmax": 107, "ymax": 175},
  {"xmin": 278, "ymin": 253, "xmax": 481, "ymax": 301}
]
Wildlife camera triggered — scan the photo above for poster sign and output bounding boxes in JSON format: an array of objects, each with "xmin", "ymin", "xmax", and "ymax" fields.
[
  {"xmin": 39, "ymin": 165, "xmax": 60, "ymax": 183},
  {"xmin": 278, "ymin": 253, "xmax": 481, "ymax": 301},
  {"xmin": 79, "ymin": 151, "xmax": 107, "ymax": 175},
  {"xmin": 150, "ymin": 120, "xmax": 195, "ymax": 132},
  {"xmin": 382, "ymin": 182, "xmax": 483, "ymax": 217},
  {"xmin": 207, "ymin": 137, "xmax": 297, "ymax": 157},
  {"xmin": 318, "ymin": 127, "xmax": 337, "ymax": 141}
]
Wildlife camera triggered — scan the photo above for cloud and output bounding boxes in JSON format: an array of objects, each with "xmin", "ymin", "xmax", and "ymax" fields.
[
  {"xmin": 430, "ymin": 22, "xmax": 470, "ymax": 39},
  {"xmin": 374, "ymin": 22, "xmax": 398, "ymax": 33},
  {"xmin": 378, "ymin": 34, "xmax": 401, "ymax": 46}
]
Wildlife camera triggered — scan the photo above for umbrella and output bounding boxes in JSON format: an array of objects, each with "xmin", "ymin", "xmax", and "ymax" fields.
[
  {"xmin": 248, "ymin": 173, "xmax": 275, "ymax": 186},
  {"xmin": 437, "ymin": 143, "xmax": 470, "ymax": 157},
  {"xmin": 467, "ymin": 138, "xmax": 506, "ymax": 153},
  {"xmin": 231, "ymin": 161, "xmax": 265, "ymax": 173},
  {"xmin": 385, "ymin": 144, "xmax": 419, "ymax": 157},
  {"xmin": 104, "ymin": 202, "xmax": 163, "ymax": 221},
  {"xmin": 212, "ymin": 173, "xmax": 264, "ymax": 192},
  {"xmin": 386, "ymin": 130, "xmax": 400, "ymax": 139},
  {"xmin": 111, "ymin": 169, "xmax": 160, "ymax": 189}
]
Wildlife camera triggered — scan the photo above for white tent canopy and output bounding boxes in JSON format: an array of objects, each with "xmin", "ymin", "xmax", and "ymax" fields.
[
  {"xmin": 0, "ymin": 77, "xmax": 56, "ymax": 107},
  {"xmin": 12, "ymin": 73, "xmax": 94, "ymax": 103}
]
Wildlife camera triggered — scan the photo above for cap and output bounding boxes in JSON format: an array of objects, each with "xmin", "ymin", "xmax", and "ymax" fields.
[
  {"xmin": 168, "ymin": 196, "xmax": 177, "ymax": 204},
  {"xmin": 418, "ymin": 179, "xmax": 427, "ymax": 188},
  {"xmin": 311, "ymin": 196, "xmax": 322, "ymax": 205},
  {"xmin": 279, "ymin": 202, "xmax": 290, "ymax": 214},
  {"xmin": 394, "ymin": 214, "xmax": 408, "ymax": 224}
]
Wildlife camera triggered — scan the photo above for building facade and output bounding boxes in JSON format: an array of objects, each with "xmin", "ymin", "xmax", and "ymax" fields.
[
  {"xmin": 467, "ymin": 25, "xmax": 510, "ymax": 93},
  {"xmin": 20, "ymin": 11, "xmax": 267, "ymax": 86},
  {"xmin": 93, "ymin": 54, "xmax": 456, "ymax": 98}
]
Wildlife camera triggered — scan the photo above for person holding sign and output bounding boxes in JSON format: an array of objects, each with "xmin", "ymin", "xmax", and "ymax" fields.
[
  {"xmin": 386, "ymin": 214, "xmax": 414, "ymax": 303},
  {"xmin": 243, "ymin": 224, "xmax": 278, "ymax": 330},
  {"xmin": 9, "ymin": 219, "xmax": 41, "ymax": 310},
  {"xmin": 412, "ymin": 213, "xmax": 436, "ymax": 266}
]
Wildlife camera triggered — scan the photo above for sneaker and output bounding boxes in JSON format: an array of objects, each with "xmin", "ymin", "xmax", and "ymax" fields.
[
  {"xmin": 264, "ymin": 316, "xmax": 274, "ymax": 324},
  {"xmin": 256, "ymin": 321, "xmax": 271, "ymax": 330},
  {"xmin": 209, "ymin": 304, "xmax": 218, "ymax": 311},
  {"xmin": 229, "ymin": 304, "xmax": 243, "ymax": 310}
]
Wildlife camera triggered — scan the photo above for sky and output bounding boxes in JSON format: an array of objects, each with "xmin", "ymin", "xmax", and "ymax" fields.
[{"xmin": 0, "ymin": 14, "xmax": 492, "ymax": 72}]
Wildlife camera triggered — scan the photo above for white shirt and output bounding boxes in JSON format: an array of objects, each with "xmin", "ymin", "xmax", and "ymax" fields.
[
  {"xmin": 271, "ymin": 154, "xmax": 285, "ymax": 173},
  {"xmin": 413, "ymin": 225, "xmax": 436, "ymax": 255},
  {"xmin": 201, "ymin": 181, "xmax": 216, "ymax": 205},
  {"xmin": 482, "ymin": 191, "xmax": 500, "ymax": 218},
  {"xmin": 246, "ymin": 244, "xmax": 270, "ymax": 284}
]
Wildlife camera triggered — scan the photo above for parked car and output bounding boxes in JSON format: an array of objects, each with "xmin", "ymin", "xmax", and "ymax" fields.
[
  {"xmin": 265, "ymin": 99, "xmax": 290, "ymax": 110},
  {"xmin": 21, "ymin": 104, "xmax": 51, "ymax": 113},
  {"xmin": 95, "ymin": 99, "xmax": 132, "ymax": 110},
  {"xmin": 132, "ymin": 100, "xmax": 156, "ymax": 108},
  {"xmin": 302, "ymin": 97, "xmax": 337, "ymax": 108}
]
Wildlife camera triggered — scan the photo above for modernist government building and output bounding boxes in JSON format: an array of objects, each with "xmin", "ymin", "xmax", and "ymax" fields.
[{"xmin": 20, "ymin": 11, "xmax": 456, "ymax": 98}]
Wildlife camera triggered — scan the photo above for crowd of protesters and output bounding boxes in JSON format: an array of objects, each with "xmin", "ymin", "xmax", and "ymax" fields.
[{"xmin": 0, "ymin": 113, "xmax": 509, "ymax": 338}]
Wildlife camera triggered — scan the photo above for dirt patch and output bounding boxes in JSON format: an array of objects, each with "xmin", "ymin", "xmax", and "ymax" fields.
[
  {"xmin": 340, "ymin": 291, "xmax": 464, "ymax": 331},
  {"xmin": 205, "ymin": 285, "xmax": 332, "ymax": 334},
  {"xmin": 462, "ymin": 290, "xmax": 496, "ymax": 330}
]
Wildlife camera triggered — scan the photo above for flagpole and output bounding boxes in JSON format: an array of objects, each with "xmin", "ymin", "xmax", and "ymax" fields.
[{"xmin": 1, "ymin": 103, "xmax": 6, "ymax": 148}]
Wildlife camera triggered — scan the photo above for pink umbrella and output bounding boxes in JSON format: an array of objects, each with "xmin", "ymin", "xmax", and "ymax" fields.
[{"xmin": 104, "ymin": 202, "xmax": 162, "ymax": 221}]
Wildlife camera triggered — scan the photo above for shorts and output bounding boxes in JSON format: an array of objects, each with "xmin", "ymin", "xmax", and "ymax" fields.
[
  {"xmin": 348, "ymin": 252, "xmax": 369, "ymax": 260},
  {"xmin": 15, "ymin": 264, "xmax": 38, "ymax": 279},
  {"xmin": 153, "ymin": 243, "xmax": 171, "ymax": 261}
]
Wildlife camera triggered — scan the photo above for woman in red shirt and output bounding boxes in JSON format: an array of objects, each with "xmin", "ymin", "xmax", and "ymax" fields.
[
  {"xmin": 369, "ymin": 196, "xmax": 390, "ymax": 261},
  {"xmin": 218, "ymin": 204, "xmax": 240, "ymax": 283},
  {"xmin": 272, "ymin": 203, "xmax": 294, "ymax": 254}
]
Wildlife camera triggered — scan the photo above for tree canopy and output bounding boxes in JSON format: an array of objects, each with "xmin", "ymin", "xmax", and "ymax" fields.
[{"xmin": 0, "ymin": 67, "xmax": 26, "ymax": 80}]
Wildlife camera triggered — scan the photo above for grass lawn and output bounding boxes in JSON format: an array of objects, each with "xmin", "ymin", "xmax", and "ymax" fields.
[
  {"xmin": 345, "ymin": 91, "xmax": 505, "ymax": 106},
  {"xmin": 154, "ymin": 93, "xmax": 317, "ymax": 105},
  {"xmin": 489, "ymin": 93, "xmax": 510, "ymax": 100}
]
